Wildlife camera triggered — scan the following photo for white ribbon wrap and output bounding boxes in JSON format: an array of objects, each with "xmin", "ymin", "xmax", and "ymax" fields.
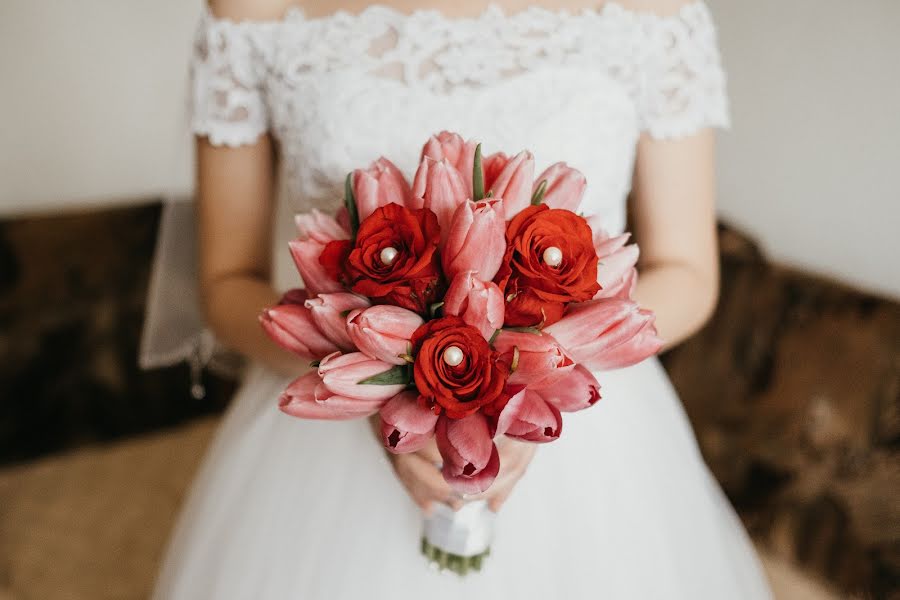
[{"xmin": 423, "ymin": 500, "xmax": 495, "ymax": 557}]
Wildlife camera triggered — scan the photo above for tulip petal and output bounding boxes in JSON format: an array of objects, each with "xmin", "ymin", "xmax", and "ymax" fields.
[
  {"xmin": 495, "ymin": 388, "xmax": 562, "ymax": 442},
  {"xmin": 533, "ymin": 162, "xmax": 587, "ymax": 211},
  {"xmin": 436, "ymin": 413, "xmax": 500, "ymax": 494},
  {"xmin": 279, "ymin": 371, "xmax": 377, "ymax": 420},
  {"xmin": 489, "ymin": 150, "xmax": 535, "ymax": 217},
  {"xmin": 493, "ymin": 330, "xmax": 575, "ymax": 387},
  {"xmin": 294, "ymin": 209, "xmax": 349, "ymax": 244},
  {"xmin": 539, "ymin": 364, "xmax": 602, "ymax": 412},
  {"xmin": 379, "ymin": 391, "xmax": 439, "ymax": 453},
  {"xmin": 412, "ymin": 157, "xmax": 469, "ymax": 238},
  {"xmin": 305, "ymin": 293, "xmax": 370, "ymax": 351},
  {"xmin": 317, "ymin": 352, "xmax": 406, "ymax": 402},
  {"xmin": 346, "ymin": 306, "xmax": 423, "ymax": 365},
  {"xmin": 442, "ymin": 199, "xmax": 506, "ymax": 282},
  {"xmin": 288, "ymin": 239, "xmax": 345, "ymax": 296},
  {"xmin": 443, "ymin": 271, "xmax": 505, "ymax": 341},
  {"xmin": 260, "ymin": 304, "xmax": 340, "ymax": 360}
]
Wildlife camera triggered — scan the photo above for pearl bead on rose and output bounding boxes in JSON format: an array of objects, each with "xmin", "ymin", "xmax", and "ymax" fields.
[
  {"xmin": 542, "ymin": 246, "xmax": 563, "ymax": 267},
  {"xmin": 442, "ymin": 345, "xmax": 464, "ymax": 367}
]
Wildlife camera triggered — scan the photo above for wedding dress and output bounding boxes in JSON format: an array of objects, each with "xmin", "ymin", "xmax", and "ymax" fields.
[{"xmin": 151, "ymin": 3, "xmax": 774, "ymax": 598}]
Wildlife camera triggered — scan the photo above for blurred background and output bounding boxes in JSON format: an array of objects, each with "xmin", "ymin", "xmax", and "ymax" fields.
[{"xmin": 0, "ymin": 1, "xmax": 898, "ymax": 599}]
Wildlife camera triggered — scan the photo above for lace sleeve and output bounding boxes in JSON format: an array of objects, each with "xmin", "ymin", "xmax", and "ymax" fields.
[
  {"xmin": 633, "ymin": 2, "xmax": 730, "ymax": 139},
  {"xmin": 191, "ymin": 9, "xmax": 272, "ymax": 146}
]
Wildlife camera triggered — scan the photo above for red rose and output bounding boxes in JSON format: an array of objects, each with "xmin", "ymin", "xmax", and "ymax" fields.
[
  {"xmin": 411, "ymin": 316, "xmax": 509, "ymax": 419},
  {"xmin": 496, "ymin": 205, "xmax": 600, "ymax": 327},
  {"xmin": 320, "ymin": 203, "xmax": 443, "ymax": 314}
]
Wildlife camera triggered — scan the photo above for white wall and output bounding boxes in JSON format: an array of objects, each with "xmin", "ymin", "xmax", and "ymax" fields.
[
  {"xmin": 1, "ymin": 1, "xmax": 898, "ymax": 298},
  {"xmin": 712, "ymin": 0, "xmax": 900, "ymax": 299},
  {"xmin": 0, "ymin": 1, "xmax": 199, "ymax": 213}
]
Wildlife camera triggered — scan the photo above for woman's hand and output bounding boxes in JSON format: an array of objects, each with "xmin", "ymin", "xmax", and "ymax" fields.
[
  {"xmin": 369, "ymin": 416, "xmax": 536, "ymax": 514},
  {"xmin": 369, "ymin": 416, "xmax": 462, "ymax": 516},
  {"xmin": 477, "ymin": 436, "xmax": 537, "ymax": 512}
]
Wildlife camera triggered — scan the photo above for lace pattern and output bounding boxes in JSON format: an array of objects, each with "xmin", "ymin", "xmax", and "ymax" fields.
[{"xmin": 190, "ymin": 1, "xmax": 729, "ymax": 146}]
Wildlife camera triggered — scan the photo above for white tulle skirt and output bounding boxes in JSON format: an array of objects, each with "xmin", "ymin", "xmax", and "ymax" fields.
[{"xmin": 152, "ymin": 358, "xmax": 773, "ymax": 599}]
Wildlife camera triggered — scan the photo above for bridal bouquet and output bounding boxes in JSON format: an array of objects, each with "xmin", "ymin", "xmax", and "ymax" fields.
[{"xmin": 261, "ymin": 131, "xmax": 662, "ymax": 573}]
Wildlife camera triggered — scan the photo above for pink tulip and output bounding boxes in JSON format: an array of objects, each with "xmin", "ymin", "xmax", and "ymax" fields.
[
  {"xmin": 537, "ymin": 364, "xmax": 602, "ymax": 412},
  {"xmin": 259, "ymin": 303, "xmax": 341, "ymax": 360},
  {"xmin": 435, "ymin": 412, "xmax": 500, "ymax": 495},
  {"xmin": 278, "ymin": 288, "xmax": 310, "ymax": 306},
  {"xmin": 294, "ymin": 209, "xmax": 349, "ymax": 244},
  {"xmin": 412, "ymin": 157, "xmax": 469, "ymax": 237},
  {"xmin": 279, "ymin": 371, "xmax": 381, "ymax": 420},
  {"xmin": 379, "ymin": 391, "xmax": 439, "ymax": 453},
  {"xmin": 487, "ymin": 150, "xmax": 535, "ymax": 217},
  {"xmin": 421, "ymin": 131, "xmax": 478, "ymax": 199},
  {"xmin": 494, "ymin": 387, "xmax": 562, "ymax": 443},
  {"xmin": 442, "ymin": 198, "xmax": 506, "ymax": 281},
  {"xmin": 533, "ymin": 162, "xmax": 587, "ymax": 211},
  {"xmin": 353, "ymin": 157, "xmax": 413, "ymax": 221},
  {"xmin": 288, "ymin": 238, "xmax": 345, "ymax": 296},
  {"xmin": 586, "ymin": 218, "xmax": 641, "ymax": 300},
  {"xmin": 346, "ymin": 305, "xmax": 423, "ymax": 365},
  {"xmin": 482, "ymin": 152, "xmax": 509, "ymax": 191},
  {"xmin": 443, "ymin": 271, "xmax": 505, "ymax": 341},
  {"xmin": 544, "ymin": 299, "xmax": 663, "ymax": 370},
  {"xmin": 317, "ymin": 352, "xmax": 406, "ymax": 403},
  {"xmin": 304, "ymin": 293, "xmax": 371, "ymax": 352},
  {"xmin": 492, "ymin": 330, "xmax": 575, "ymax": 388}
]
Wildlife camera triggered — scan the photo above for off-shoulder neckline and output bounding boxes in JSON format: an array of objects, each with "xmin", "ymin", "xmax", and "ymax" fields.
[{"xmin": 201, "ymin": 1, "xmax": 709, "ymax": 27}]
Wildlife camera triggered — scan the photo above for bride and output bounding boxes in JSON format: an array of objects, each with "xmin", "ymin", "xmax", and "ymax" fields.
[{"xmin": 152, "ymin": 0, "xmax": 774, "ymax": 597}]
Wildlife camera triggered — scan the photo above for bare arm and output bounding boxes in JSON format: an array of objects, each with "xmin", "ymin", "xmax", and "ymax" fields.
[
  {"xmin": 197, "ymin": 136, "xmax": 303, "ymax": 376},
  {"xmin": 630, "ymin": 130, "xmax": 720, "ymax": 349}
]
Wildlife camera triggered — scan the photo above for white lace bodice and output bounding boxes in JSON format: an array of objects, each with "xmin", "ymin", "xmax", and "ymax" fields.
[{"xmin": 190, "ymin": 1, "xmax": 729, "ymax": 291}]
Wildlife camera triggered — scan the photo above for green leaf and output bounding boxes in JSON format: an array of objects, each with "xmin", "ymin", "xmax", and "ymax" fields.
[
  {"xmin": 359, "ymin": 364, "xmax": 411, "ymax": 385},
  {"xmin": 488, "ymin": 329, "xmax": 501, "ymax": 345},
  {"xmin": 344, "ymin": 172, "xmax": 360, "ymax": 237},
  {"xmin": 472, "ymin": 143, "xmax": 485, "ymax": 201},
  {"xmin": 531, "ymin": 179, "xmax": 548, "ymax": 206},
  {"xmin": 504, "ymin": 326, "xmax": 542, "ymax": 335}
]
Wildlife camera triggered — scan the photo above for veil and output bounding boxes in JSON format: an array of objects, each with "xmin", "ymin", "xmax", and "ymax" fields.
[{"xmin": 140, "ymin": 192, "xmax": 248, "ymax": 396}]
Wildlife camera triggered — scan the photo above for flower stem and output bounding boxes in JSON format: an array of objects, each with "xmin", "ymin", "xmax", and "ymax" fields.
[{"xmin": 420, "ymin": 537, "xmax": 491, "ymax": 576}]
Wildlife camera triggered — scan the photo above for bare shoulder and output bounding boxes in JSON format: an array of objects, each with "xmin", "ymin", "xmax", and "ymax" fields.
[
  {"xmin": 609, "ymin": 0, "xmax": 697, "ymax": 17},
  {"xmin": 207, "ymin": 0, "xmax": 298, "ymax": 20}
]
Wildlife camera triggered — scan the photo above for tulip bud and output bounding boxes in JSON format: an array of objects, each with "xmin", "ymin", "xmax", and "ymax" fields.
[
  {"xmin": 532, "ymin": 162, "xmax": 587, "ymax": 211},
  {"xmin": 279, "ymin": 371, "xmax": 381, "ymax": 420},
  {"xmin": 538, "ymin": 364, "xmax": 601, "ymax": 412},
  {"xmin": 259, "ymin": 303, "xmax": 341, "ymax": 360},
  {"xmin": 346, "ymin": 305, "xmax": 423, "ymax": 365},
  {"xmin": 353, "ymin": 157, "xmax": 413, "ymax": 221},
  {"xmin": 487, "ymin": 150, "xmax": 535, "ymax": 217},
  {"xmin": 443, "ymin": 271, "xmax": 505, "ymax": 341},
  {"xmin": 493, "ymin": 330, "xmax": 575, "ymax": 388},
  {"xmin": 317, "ymin": 352, "xmax": 406, "ymax": 403},
  {"xmin": 294, "ymin": 209, "xmax": 349, "ymax": 244},
  {"xmin": 288, "ymin": 238, "xmax": 345, "ymax": 296},
  {"xmin": 494, "ymin": 388, "xmax": 562, "ymax": 442},
  {"xmin": 421, "ymin": 131, "xmax": 478, "ymax": 199},
  {"xmin": 543, "ymin": 299, "xmax": 663, "ymax": 371},
  {"xmin": 379, "ymin": 391, "xmax": 439, "ymax": 453},
  {"xmin": 435, "ymin": 413, "xmax": 500, "ymax": 495},
  {"xmin": 585, "ymin": 218, "xmax": 641, "ymax": 300},
  {"xmin": 443, "ymin": 199, "xmax": 506, "ymax": 282},
  {"xmin": 412, "ymin": 157, "xmax": 469, "ymax": 238},
  {"xmin": 304, "ymin": 293, "xmax": 371, "ymax": 352}
]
